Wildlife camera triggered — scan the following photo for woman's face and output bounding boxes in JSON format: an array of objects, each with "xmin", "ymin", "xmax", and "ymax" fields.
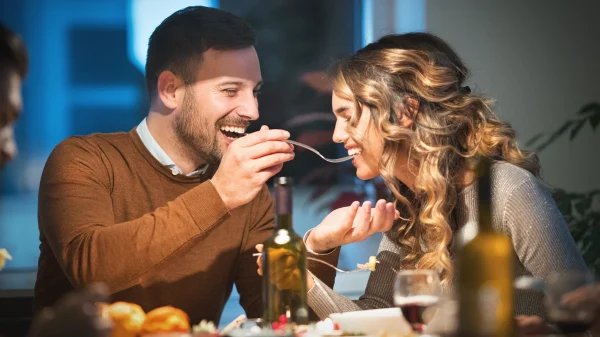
[{"xmin": 331, "ymin": 91, "xmax": 384, "ymax": 180}]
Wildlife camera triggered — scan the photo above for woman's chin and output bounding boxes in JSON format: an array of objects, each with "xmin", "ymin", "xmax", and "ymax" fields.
[{"xmin": 355, "ymin": 167, "xmax": 379, "ymax": 181}]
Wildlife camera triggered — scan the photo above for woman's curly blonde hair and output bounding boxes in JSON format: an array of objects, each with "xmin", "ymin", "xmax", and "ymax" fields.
[{"xmin": 327, "ymin": 33, "xmax": 540, "ymax": 282}]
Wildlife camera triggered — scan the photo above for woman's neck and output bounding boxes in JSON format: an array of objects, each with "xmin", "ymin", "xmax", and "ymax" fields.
[{"xmin": 393, "ymin": 145, "xmax": 418, "ymax": 191}]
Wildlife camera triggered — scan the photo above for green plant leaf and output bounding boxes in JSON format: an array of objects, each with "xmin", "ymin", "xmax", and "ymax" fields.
[
  {"xmin": 570, "ymin": 119, "xmax": 587, "ymax": 140},
  {"xmin": 555, "ymin": 194, "xmax": 573, "ymax": 216},
  {"xmin": 589, "ymin": 230, "xmax": 600, "ymax": 252},
  {"xmin": 578, "ymin": 102, "xmax": 600, "ymax": 116},
  {"xmin": 591, "ymin": 113, "xmax": 600, "ymax": 131},
  {"xmin": 570, "ymin": 221, "xmax": 587, "ymax": 241},
  {"xmin": 588, "ymin": 189, "xmax": 600, "ymax": 197},
  {"xmin": 526, "ymin": 133, "xmax": 544, "ymax": 147},
  {"xmin": 575, "ymin": 197, "xmax": 592, "ymax": 215},
  {"xmin": 535, "ymin": 120, "xmax": 574, "ymax": 151}
]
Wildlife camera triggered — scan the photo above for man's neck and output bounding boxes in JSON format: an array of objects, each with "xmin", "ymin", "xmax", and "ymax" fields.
[{"xmin": 146, "ymin": 111, "xmax": 206, "ymax": 175}]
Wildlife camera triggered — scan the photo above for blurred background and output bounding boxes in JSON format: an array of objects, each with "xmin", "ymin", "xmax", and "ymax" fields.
[{"xmin": 0, "ymin": 0, "xmax": 598, "ymax": 329}]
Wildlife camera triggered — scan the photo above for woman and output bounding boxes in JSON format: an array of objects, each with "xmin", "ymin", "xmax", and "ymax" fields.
[{"xmin": 259, "ymin": 32, "xmax": 587, "ymax": 323}]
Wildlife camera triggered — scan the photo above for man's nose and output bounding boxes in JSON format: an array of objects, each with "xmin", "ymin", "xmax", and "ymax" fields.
[{"xmin": 237, "ymin": 93, "xmax": 260, "ymax": 121}]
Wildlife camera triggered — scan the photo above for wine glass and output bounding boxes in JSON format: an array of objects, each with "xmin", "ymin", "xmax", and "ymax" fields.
[
  {"xmin": 545, "ymin": 270, "xmax": 599, "ymax": 335},
  {"xmin": 394, "ymin": 270, "xmax": 442, "ymax": 333}
]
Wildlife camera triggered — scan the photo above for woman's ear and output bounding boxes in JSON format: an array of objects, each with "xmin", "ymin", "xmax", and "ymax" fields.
[{"xmin": 394, "ymin": 97, "xmax": 420, "ymax": 128}]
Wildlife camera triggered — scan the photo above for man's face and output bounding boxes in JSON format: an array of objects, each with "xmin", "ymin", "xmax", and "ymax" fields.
[
  {"xmin": 173, "ymin": 47, "xmax": 262, "ymax": 164},
  {"xmin": 0, "ymin": 70, "xmax": 21, "ymax": 168}
]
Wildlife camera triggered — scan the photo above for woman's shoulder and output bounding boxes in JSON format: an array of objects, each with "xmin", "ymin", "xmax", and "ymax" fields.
[
  {"xmin": 491, "ymin": 161, "xmax": 540, "ymax": 189},
  {"xmin": 490, "ymin": 161, "xmax": 546, "ymax": 201},
  {"xmin": 490, "ymin": 161, "xmax": 554, "ymax": 219}
]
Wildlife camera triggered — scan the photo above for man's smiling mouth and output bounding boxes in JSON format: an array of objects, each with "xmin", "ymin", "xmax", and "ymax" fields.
[{"xmin": 219, "ymin": 125, "xmax": 246, "ymax": 140}]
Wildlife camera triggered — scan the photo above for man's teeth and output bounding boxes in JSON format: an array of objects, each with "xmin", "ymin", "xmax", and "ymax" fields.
[
  {"xmin": 348, "ymin": 148, "xmax": 362, "ymax": 156},
  {"xmin": 219, "ymin": 126, "xmax": 246, "ymax": 134}
]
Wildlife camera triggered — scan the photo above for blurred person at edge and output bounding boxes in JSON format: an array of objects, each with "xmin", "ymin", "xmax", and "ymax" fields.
[{"xmin": 0, "ymin": 23, "xmax": 110, "ymax": 337}]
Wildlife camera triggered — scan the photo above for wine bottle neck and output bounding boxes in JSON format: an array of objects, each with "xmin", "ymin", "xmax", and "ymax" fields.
[
  {"xmin": 478, "ymin": 204, "xmax": 494, "ymax": 233},
  {"xmin": 275, "ymin": 214, "xmax": 293, "ymax": 230},
  {"xmin": 477, "ymin": 158, "xmax": 494, "ymax": 233}
]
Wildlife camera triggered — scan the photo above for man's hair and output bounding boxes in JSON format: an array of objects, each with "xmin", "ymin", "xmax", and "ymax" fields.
[
  {"xmin": 0, "ymin": 23, "xmax": 28, "ymax": 79},
  {"xmin": 145, "ymin": 6, "xmax": 256, "ymax": 100}
]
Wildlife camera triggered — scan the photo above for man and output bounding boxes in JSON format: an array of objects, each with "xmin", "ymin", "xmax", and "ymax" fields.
[{"xmin": 34, "ymin": 6, "xmax": 299, "ymax": 325}]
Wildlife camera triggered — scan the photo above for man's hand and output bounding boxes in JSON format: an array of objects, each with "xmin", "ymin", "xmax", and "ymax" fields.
[
  {"xmin": 515, "ymin": 281, "xmax": 600, "ymax": 336},
  {"xmin": 515, "ymin": 315, "xmax": 556, "ymax": 336},
  {"xmin": 211, "ymin": 125, "xmax": 294, "ymax": 210},
  {"xmin": 306, "ymin": 200, "xmax": 398, "ymax": 253}
]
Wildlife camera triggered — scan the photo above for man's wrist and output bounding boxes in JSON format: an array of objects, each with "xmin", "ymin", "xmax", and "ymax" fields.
[{"xmin": 208, "ymin": 178, "xmax": 232, "ymax": 211}]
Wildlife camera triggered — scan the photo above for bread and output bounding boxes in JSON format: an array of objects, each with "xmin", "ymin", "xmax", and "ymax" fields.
[
  {"xmin": 102, "ymin": 301, "xmax": 146, "ymax": 337},
  {"xmin": 141, "ymin": 306, "xmax": 190, "ymax": 334}
]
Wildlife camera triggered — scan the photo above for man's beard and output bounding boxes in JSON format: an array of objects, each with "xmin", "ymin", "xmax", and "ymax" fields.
[{"xmin": 174, "ymin": 89, "xmax": 222, "ymax": 165}]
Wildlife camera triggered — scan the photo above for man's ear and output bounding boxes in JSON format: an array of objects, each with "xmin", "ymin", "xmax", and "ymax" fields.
[
  {"xmin": 156, "ymin": 70, "xmax": 185, "ymax": 110},
  {"xmin": 394, "ymin": 97, "xmax": 420, "ymax": 128}
]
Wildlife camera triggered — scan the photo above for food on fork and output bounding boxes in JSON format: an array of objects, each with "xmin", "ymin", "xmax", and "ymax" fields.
[{"xmin": 356, "ymin": 256, "xmax": 379, "ymax": 272}]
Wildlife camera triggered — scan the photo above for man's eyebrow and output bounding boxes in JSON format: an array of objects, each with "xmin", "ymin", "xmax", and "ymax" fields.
[
  {"xmin": 217, "ymin": 81, "xmax": 244, "ymax": 87},
  {"xmin": 217, "ymin": 80, "xmax": 263, "ymax": 89}
]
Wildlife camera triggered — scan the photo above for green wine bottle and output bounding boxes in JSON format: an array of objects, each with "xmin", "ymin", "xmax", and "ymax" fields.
[
  {"xmin": 262, "ymin": 177, "xmax": 308, "ymax": 326},
  {"xmin": 457, "ymin": 158, "xmax": 514, "ymax": 337}
]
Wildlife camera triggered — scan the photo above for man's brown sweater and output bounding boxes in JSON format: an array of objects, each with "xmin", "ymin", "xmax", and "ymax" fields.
[{"xmin": 34, "ymin": 129, "xmax": 339, "ymax": 325}]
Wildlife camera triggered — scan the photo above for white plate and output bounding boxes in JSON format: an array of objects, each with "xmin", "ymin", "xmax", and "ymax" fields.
[{"xmin": 329, "ymin": 308, "xmax": 412, "ymax": 335}]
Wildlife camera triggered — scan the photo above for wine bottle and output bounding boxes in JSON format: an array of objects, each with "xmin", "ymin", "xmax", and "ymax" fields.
[
  {"xmin": 262, "ymin": 177, "xmax": 308, "ymax": 326},
  {"xmin": 457, "ymin": 158, "xmax": 514, "ymax": 337}
]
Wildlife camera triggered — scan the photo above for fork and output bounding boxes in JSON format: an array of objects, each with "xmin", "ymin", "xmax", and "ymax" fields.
[
  {"xmin": 284, "ymin": 139, "xmax": 355, "ymax": 163},
  {"xmin": 252, "ymin": 253, "xmax": 376, "ymax": 273},
  {"xmin": 241, "ymin": 133, "xmax": 355, "ymax": 163}
]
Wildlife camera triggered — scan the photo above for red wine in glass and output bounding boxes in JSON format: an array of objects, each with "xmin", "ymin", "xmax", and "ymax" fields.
[
  {"xmin": 552, "ymin": 319, "xmax": 593, "ymax": 334},
  {"xmin": 395, "ymin": 295, "xmax": 439, "ymax": 332},
  {"xmin": 549, "ymin": 311, "xmax": 596, "ymax": 334}
]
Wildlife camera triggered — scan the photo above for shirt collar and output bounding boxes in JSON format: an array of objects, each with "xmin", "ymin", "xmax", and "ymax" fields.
[{"xmin": 136, "ymin": 118, "xmax": 208, "ymax": 177}]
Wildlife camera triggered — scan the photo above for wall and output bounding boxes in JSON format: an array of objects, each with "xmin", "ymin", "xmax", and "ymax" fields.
[{"xmin": 427, "ymin": 0, "xmax": 600, "ymax": 192}]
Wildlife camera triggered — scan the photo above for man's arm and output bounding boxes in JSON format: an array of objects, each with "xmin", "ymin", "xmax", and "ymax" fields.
[
  {"xmin": 39, "ymin": 137, "xmax": 230, "ymax": 293},
  {"xmin": 234, "ymin": 185, "xmax": 274, "ymax": 318}
]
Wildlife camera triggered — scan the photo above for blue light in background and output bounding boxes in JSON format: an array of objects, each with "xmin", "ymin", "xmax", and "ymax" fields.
[
  {"xmin": 360, "ymin": 0, "xmax": 426, "ymax": 49},
  {"xmin": 361, "ymin": 0, "xmax": 374, "ymax": 47},
  {"xmin": 394, "ymin": 0, "xmax": 426, "ymax": 34},
  {"xmin": 127, "ymin": 0, "xmax": 219, "ymax": 72}
]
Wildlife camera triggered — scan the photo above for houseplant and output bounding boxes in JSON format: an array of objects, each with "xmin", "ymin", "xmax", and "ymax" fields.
[{"xmin": 527, "ymin": 102, "xmax": 600, "ymax": 274}]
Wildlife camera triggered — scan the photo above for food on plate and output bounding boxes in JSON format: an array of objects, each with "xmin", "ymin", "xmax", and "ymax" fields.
[
  {"xmin": 141, "ymin": 306, "xmax": 191, "ymax": 335},
  {"xmin": 101, "ymin": 301, "xmax": 146, "ymax": 337},
  {"xmin": 192, "ymin": 319, "xmax": 217, "ymax": 334}
]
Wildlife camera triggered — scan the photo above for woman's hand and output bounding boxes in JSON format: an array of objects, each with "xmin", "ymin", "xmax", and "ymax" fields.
[{"xmin": 306, "ymin": 200, "xmax": 398, "ymax": 253}]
